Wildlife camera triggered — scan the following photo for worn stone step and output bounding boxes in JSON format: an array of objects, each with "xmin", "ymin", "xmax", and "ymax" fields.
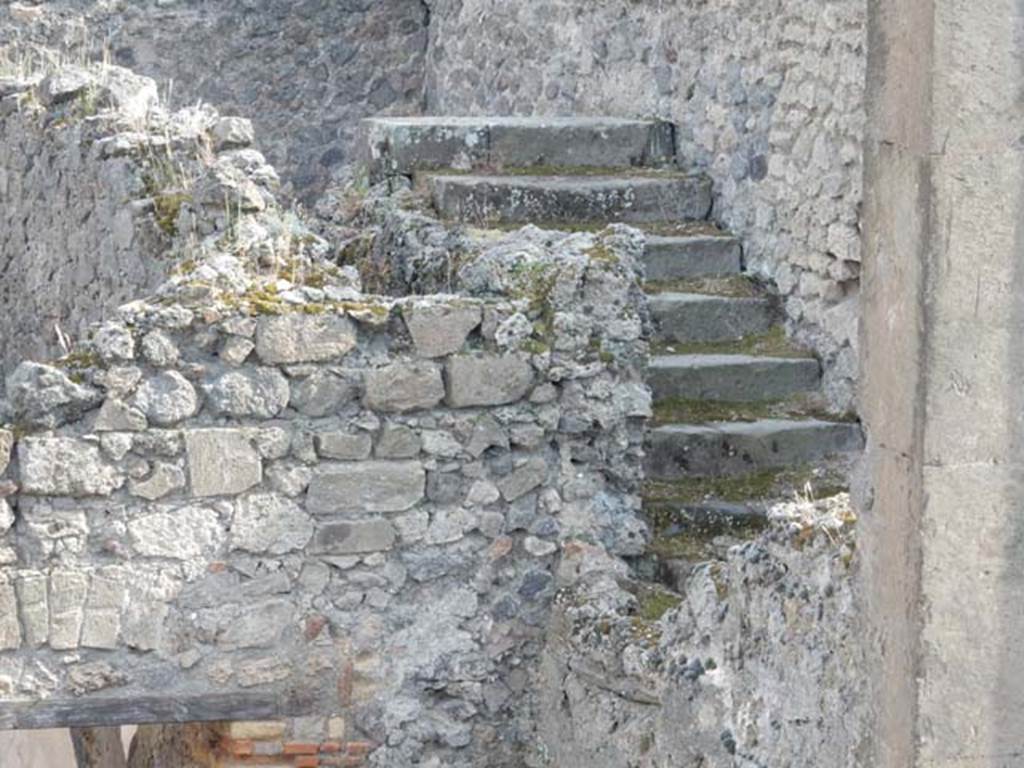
[
  {"xmin": 428, "ymin": 173, "xmax": 713, "ymax": 226},
  {"xmin": 646, "ymin": 419, "xmax": 864, "ymax": 480},
  {"xmin": 648, "ymin": 292, "xmax": 776, "ymax": 343},
  {"xmin": 648, "ymin": 354, "xmax": 821, "ymax": 402},
  {"xmin": 362, "ymin": 116, "xmax": 676, "ymax": 180},
  {"xmin": 644, "ymin": 235, "xmax": 742, "ymax": 280}
]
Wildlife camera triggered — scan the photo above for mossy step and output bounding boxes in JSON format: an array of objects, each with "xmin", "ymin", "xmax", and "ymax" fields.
[
  {"xmin": 362, "ymin": 116, "xmax": 676, "ymax": 181},
  {"xmin": 644, "ymin": 275, "xmax": 761, "ymax": 298},
  {"xmin": 650, "ymin": 326, "xmax": 814, "ymax": 359},
  {"xmin": 652, "ymin": 392, "xmax": 854, "ymax": 426},
  {"xmin": 648, "ymin": 354, "xmax": 821, "ymax": 403},
  {"xmin": 646, "ymin": 419, "xmax": 864, "ymax": 480},
  {"xmin": 428, "ymin": 173, "xmax": 712, "ymax": 226},
  {"xmin": 644, "ymin": 234, "xmax": 742, "ymax": 280},
  {"xmin": 648, "ymin": 292, "xmax": 776, "ymax": 344},
  {"xmin": 642, "ymin": 463, "xmax": 851, "ymax": 506}
]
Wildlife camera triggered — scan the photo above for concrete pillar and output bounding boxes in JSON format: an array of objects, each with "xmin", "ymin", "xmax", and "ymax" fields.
[{"xmin": 862, "ymin": 0, "xmax": 1024, "ymax": 765}]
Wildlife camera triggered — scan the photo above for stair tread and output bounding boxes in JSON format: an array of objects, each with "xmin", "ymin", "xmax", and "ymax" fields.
[
  {"xmin": 650, "ymin": 353, "xmax": 818, "ymax": 366},
  {"xmin": 426, "ymin": 172, "xmax": 698, "ymax": 186},
  {"xmin": 652, "ymin": 417, "xmax": 852, "ymax": 434}
]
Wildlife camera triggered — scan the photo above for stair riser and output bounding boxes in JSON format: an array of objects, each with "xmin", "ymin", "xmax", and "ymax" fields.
[
  {"xmin": 644, "ymin": 237, "xmax": 741, "ymax": 280},
  {"xmin": 363, "ymin": 118, "xmax": 677, "ymax": 181},
  {"xmin": 646, "ymin": 423, "xmax": 864, "ymax": 480},
  {"xmin": 648, "ymin": 358, "xmax": 821, "ymax": 402},
  {"xmin": 649, "ymin": 296, "xmax": 776, "ymax": 344},
  {"xmin": 430, "ymin": 176, "xmax": 713, "ymax": 225}
]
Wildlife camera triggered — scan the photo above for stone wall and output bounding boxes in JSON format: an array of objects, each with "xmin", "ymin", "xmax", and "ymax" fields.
[
  {"xmin": 0, "ymin": 58, "xmax": 653, "ymax": 768},
  {"xmin": 423, "ymin": 0, "xmax": 866, "ymax": 410},
  {"xmin": 537, "ymin": 495, "xmax": 869, "ymax": 767},
  {"xmin": 1, "ymin": 0, "xmax": 430, "ymax": 198},
  {"xmin": 0, "ymin": 64, "xmax": 170, "ymax": 380}
]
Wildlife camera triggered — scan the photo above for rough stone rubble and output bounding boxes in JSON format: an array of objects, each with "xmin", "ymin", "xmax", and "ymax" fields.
[{"xmin": 0, "ymin": 54, "xmax": 656, "ymax": 766}]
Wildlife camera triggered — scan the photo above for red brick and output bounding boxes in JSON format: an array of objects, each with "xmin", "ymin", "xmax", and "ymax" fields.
[
  {"xmin": 283, "ymin": 742, "xmax": 320, "ymax": 755},
  {"xmin": 294, "ymin": 757, "xmax": 320, "ymax": 768},
  {"xmin": 304, "ymin": 613, "xmax": 328, "ymax": 641},
  {"xmin": 208, "ymin": 561, "xmax": 228, "ymax": 573},
  {"xmin": 222, "ymin": 738, "xmax": 255, "ymax": 757},
  {"xmin": 337, "ymin": 661, "xmax": 354, "ymax": 707},
  {"xmin": 319, "ymin": 742, "xmax": 342, "ymax": 753},
  {"xmin": 345, "ymin": 741, "xmax": 373, "ymax": 757}
]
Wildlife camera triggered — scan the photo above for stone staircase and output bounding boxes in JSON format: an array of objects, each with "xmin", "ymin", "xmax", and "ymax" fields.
[{"xmin": 363, "ymin": 115, "xmax": 863, "ymax": 589}]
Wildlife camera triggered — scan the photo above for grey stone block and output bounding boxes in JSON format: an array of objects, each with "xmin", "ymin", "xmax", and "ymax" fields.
[
  {"xmin": 429, "ymin": 173, "xmax": 712, "ymax": 225},
  {"xmin": 132, "ymin": 371, "xmax": 199, "ymax": 427},
  {"xmin": 362, "ymin": 116, "xmax": 676, "ymax": 180},
  {"xmin": 643, "ymin": 235, "xmax": 742, "ymax": 280},
  {"xmin": 185, "ymin": 429, "xmax": 262, "ymax": 497},
  {"xmin": 307, "ymin": 461, "xmax": 425, "ymax": 514},
  {"xmin": 316, "ymin": 431, "xmax": 373, "ymax": 460},
  {"xmin": 403, "ymin": 302, "xmax": 482, "ymax": 357},
  {"xmin": 446, "ymin": 353, "xmax": 534, "ymax": 407},
  {"xmin": 312, "ymin": 520, "xmax": 396, "ymax": 555},
  {"xmin": 205, "ymin": 367, "xmax": 290, "ymax": 419},
  {"xmin": 364, "ymin": 361, "xmax": 445, "ymax": 412},
  {"xmin": 646, "ymin": 419, "xmax": 864, "ymax": 480},
  {"xmin": 18, "ymin": 438, "xmax": 124, "ymax": 497},
  {"xmin": 648, "ymin": 354, "xmax": 821, "ymax": 402},
  {"xmin": 255, "ymin": 314, "xmax": 357, "ymax": 364},
  {"xmin": 648, "ymin": 293, "xmax": 776, "ymax": 343},
  {"xmin": 232, "ymin": 493, "xmax": 314, "ymax": 554}
]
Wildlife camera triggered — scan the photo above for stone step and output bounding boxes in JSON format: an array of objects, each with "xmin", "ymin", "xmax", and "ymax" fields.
[
  {"xmin": 643, "ymin": 235, "xmax": 742, "ymax": 280},
  {"xmin": 646, "ymin": 419, "xmax": 864, "ymax": 480},
  {"xmin": 649, "ymin": 499, "xmax": 769, "ymax": 537},
  {"xmin": 362, "ymin": 116, "xmax": 676, "ymax": 180},
  {"xmin": 428, "ymin": 173, "xmax": 712, "ymax": 226},
  {"xmin": 648, "ymin": 354, "xmax": 821, "ymax": 402},
  {"xmin": 648, "ymin": 292, "xmax": 776, "ymax": 344}
]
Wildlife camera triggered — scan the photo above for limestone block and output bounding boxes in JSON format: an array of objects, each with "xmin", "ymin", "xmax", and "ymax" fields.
[
  {"xmin": 128, "ymin": 505, "xmax": 224, "ymax": 559},
  {"xmin": 221, "ymin": 335, "xmax": 255, "ymax": 366},
  {"xmin": 403, "ymin": 302, "xmax": 482, "ymax": 357},
  {"xmin": 363, "ymin": 361, "xmax": 444, "ymax": 412},
  {"xmin": 311, "ymin": 520, "xmax": 396, "ymax": 554},
  {"xmin": 316, "ymin": 431, "xmax": 373, "ymax": 460},
  {"xmin": 307, "ymin": 461, "xmax": 425, "ymax": 514},
  {"xmin": 15, "ymin": 573, "xmax": 48, "ymax": 647},
  {"xmin": 0, "ymin": 499, "xmax": 12, "ymax": 535},
  {"xmin": 218, "ymin": 599, "xmax": 294, "ymax": 650},
  {"xmin": 205, "ymin": 368, "xmax": 290, "ymax": 418},
  {"xmin": 213, "ymin": 116, "xmax": 255, "ymax": 150},
  {"xmin": 93, "ymin": 322, "xmax": 136, "ymax": 363},
  {"xmin": 0, "ymin": 429, "xmax": 12, "ymax": 474},
  {"xmin": 232, "ymin": 493, "xmax": 313, "ymax": 554},
  {"xmin": 94, "ymin": 398, "xmax": 148, "ymax": 431},
  {"xmin": 140, "ymin": 331, "xmax": 180, "ymax": 367},
  {"xmin": 80, "ymin": 609, "xmax": 121, "ymax": 650},
  {"xmin": 497, "ymin": 457, "xmax": 548, "ymax": 501},
  {"xmin": 0, "ymin": 580, "xmax": 21, "ymax": 651},
  {"xmin": 186, "ymin": 429, "xmax": 262, "ymax": 497},
  {"xmin": 133, "ymin": 371, "xmax": 199, "ymax": 426},
  {"xmin": 130, "ymin": 462, "xmax": 186, "ymax": 501},
  {"xmin": 446, "ymin": 354, "xmax": 534, "ymax": 407},
  {"xmin": 466, "ymin": 414, "xmax": 509, "ymax": 457},
  {"xmin": 376, "ymin": 424, "xmax": 421, "ymax": 458},
  {"xmin": 291, "ymin": 370, "xmax": 357, "ymax": 417},
  {"xmin": 19, "ymin": 438, "xmax": 124, "ymax": 496},
  {"xmin": 6, "ymin": 362, "xmax": 103, "ymax": 429},
  {"xmin": 49, "ymin": 571, "xmax": 89, "ymax": 651},
  {"xmin": 237, "ymin": 657, "xmax": 292, "ymax": 688},
  {"xmin": 255, "ymin": 315, "xmax": 357, "ymax": 364}
]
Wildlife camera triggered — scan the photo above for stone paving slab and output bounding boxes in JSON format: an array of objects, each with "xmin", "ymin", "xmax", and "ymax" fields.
[
  {"xmin": 643, "ymin": 235, "xmax": 742, "ymax": 280},
  {"xmin": 429, "ymin": 173, "xmax": 712, "ymax": 225},
  {"xmin": 648, "ymin": 292, "xmax": 776, "ymax": 343},
  {"xmin": 646, "ymin": 419, "xmax": 864, "ymax": 480},
  {"xmin": 362, "ymin": 116, "xmax": 676, "ymax": 179},
  {"xmin": 648, "ymin": 354, "xmax": 821, "ymax": 402}
]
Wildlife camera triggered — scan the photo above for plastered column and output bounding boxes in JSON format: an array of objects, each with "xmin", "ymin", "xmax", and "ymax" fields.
[{"xmin": 862, "ymin": 0, "xmax": 1024, "ymax": 765}]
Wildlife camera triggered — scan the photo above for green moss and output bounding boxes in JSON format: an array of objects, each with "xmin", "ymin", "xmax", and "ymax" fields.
[
  {"xmin": 650, "ymin": 326, "xmax": 814, "ymax": 359},
  {"xmin": 583, "ymin": 242, "xmax": 620, "ymax": 265},
  {"xmin": 56, "ymin": 349, "xmax": 101, "ymax": 371},
  {"xmin": 635, "ymin": 586, "xmax": 683, "ymax": 622},
  {"xmin": 651, "ymin": 392, "xmax": 855, "ymax": 426},
  {"xmin": 153, "ymin": 192, "xmax": 190, "ymax": 236},
  {"xmin": 642, "ymin": 465, "xmax": 850, "ymax": 506},
  {"xmin": 644, "ymin": 275, "xmax": 763, "ymax": 298}
]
